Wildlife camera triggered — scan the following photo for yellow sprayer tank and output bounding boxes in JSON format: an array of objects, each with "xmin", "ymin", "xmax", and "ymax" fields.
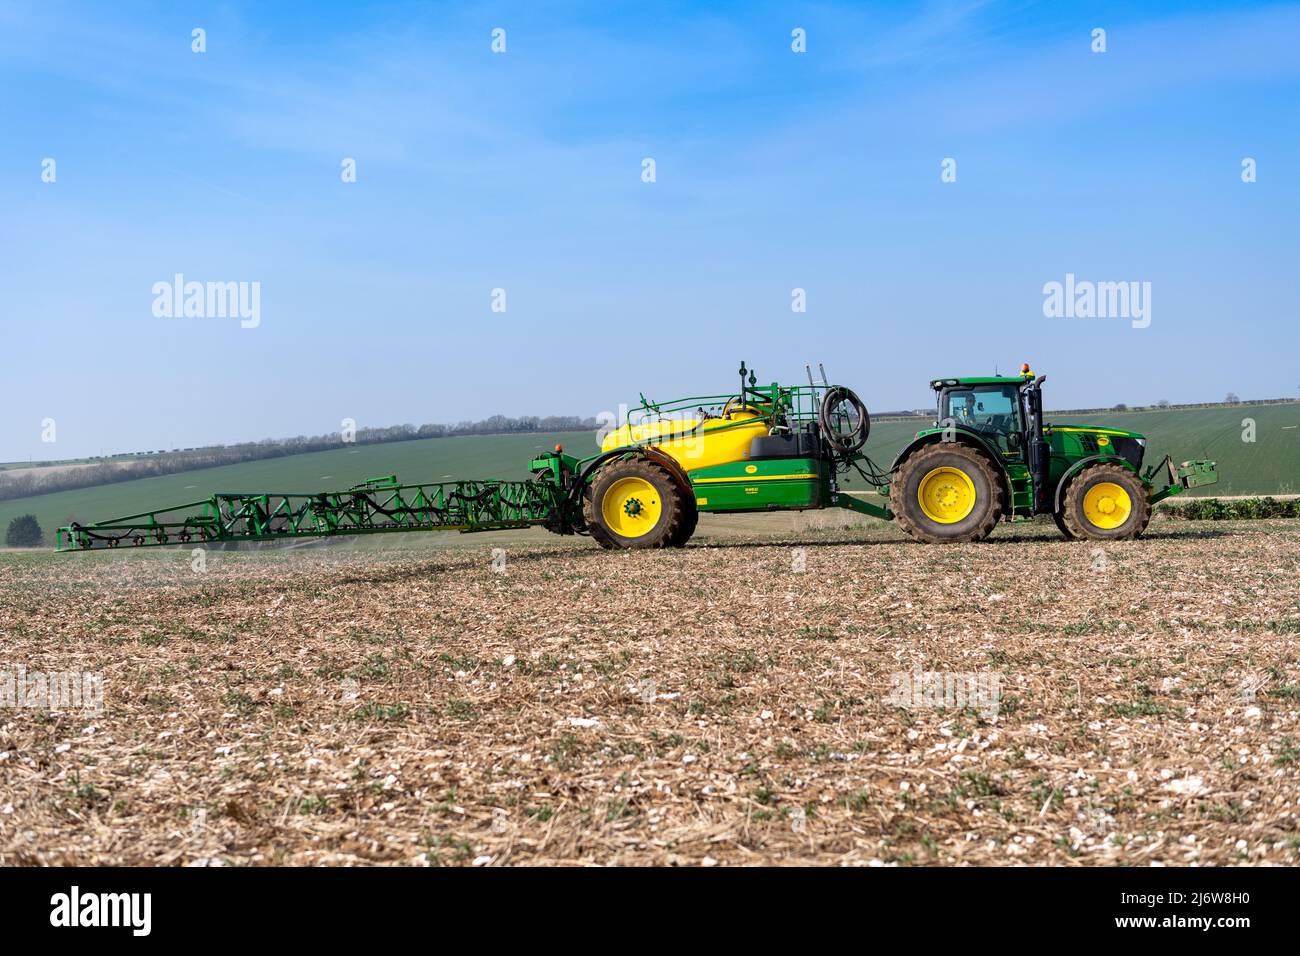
[{"xmin": 600, "ymin": 411, "xmax": 768, "ymax": 473}]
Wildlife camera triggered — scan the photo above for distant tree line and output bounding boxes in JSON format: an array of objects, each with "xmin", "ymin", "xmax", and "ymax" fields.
[
  {"xmin": 849, "ymin": 396, "xmax": 1296, "ymax": 422},
  {"xmin": 0, "ymin": 414, "xmax": 599, "ymax": 502},
  {"xmin": 1082, "ymin": 396, "xmax": 1289, "ymax": 415}
]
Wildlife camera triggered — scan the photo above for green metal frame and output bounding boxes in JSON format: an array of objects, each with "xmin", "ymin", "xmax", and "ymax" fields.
[{"xmin": 57, "ymin": 474, "xmax": 567, "ymax": 551}]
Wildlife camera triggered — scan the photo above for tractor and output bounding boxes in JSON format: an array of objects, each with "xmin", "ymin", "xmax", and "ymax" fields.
[
  {"xmin": 565, "ymin": 362, "xmax": 1218, "ymax": 547},
  {"xmin": 887, "ymin": 365, "xmax": 1217, "ymax": 543},
  {"xmin": 56, "ymin": 362, "xmax": 1218, "ymax": 553}
]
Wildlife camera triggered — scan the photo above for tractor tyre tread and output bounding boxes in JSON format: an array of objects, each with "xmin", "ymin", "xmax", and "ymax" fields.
[
  {"xmin": 1060, "ymin": 463, "xmax": 1151, "ymax": 541},
  {"xmin": 1052, "ymin": 510, "xmax": 1078, "ymax": 540},
  {"xmin": 669, "ymin": 499, "xmax": 699, "ymax": 547},
  {"xmin": 583, "ymin": 458, "xmax": 685, "ymax": 550},
  {"xmin": 891, "ymin": 443, "xmax": 1004, "ymax": 544}
]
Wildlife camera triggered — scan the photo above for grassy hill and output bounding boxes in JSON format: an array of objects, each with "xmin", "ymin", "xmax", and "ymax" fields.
[
  {"xmin": 1071, "ymin": 402, "xmax": 1300, "ymax": 496},
  {"xmin": 3, "ymin": 403, "xmax": 1298, "ymax": 545}
]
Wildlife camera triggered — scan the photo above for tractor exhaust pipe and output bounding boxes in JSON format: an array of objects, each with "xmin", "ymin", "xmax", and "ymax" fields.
[{"xmin": 1025, "ymin": 377, "xmax": 1051, "ymax": 514}]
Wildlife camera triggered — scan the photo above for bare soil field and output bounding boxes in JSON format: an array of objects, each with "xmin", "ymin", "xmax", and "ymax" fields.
[{"xmin": 2, "ymin": 514, "xmax": 1298, "ymax": 866}]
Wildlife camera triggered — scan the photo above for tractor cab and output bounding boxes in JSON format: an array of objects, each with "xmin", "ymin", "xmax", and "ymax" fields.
[
  {"xmin": 930, "ymin": 366, "xmax": 1127, "ymax": 516},
  {"xmin": 932, "ymin": 367, "xmax": 1153, "ymax": 473},
  {"xmin": 931, "ymin": 374, "xmax": 1034, "ymax": 461}
]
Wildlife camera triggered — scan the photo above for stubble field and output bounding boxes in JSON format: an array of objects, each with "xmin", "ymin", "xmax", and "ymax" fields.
[{"xmin": 2, "ymin": 513, "xmax": 1298, "ymax": 866}]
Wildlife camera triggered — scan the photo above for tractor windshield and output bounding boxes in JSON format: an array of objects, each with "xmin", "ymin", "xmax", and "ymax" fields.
[{"xmin": 941, "ymin": 384, "xmax": 1021, "ymax": 436}]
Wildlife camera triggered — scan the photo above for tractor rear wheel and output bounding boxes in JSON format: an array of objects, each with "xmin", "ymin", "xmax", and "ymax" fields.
[
  {"xmin": 891, "ymin": 443, "xmax": 1003, "ymax": 543},
  {"xmin": 584, "ymin": 458, "xmax": 686, "ymax": 549},
  {"xmin": 1052, "ymin": 510, "xmax": 1077, "ymax": 540},
  {"xmin": 1060, "ymin": 463, "xmax": 1151, "ymax": 540}
]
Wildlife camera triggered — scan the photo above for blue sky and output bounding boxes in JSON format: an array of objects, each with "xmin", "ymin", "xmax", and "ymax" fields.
[{"xmin": 2, "ymin": 0, "xmax": 1298, "ymax": 460}]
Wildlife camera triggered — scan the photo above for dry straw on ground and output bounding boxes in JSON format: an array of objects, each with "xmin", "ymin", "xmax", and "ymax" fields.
[{"xmin": 1, "ymin": 515, "xmax": 1298, "ymax": 866}]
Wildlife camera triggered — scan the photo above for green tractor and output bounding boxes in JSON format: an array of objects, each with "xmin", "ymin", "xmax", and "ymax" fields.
[
  {"xmin": 567, "ymin": 361, "xmax": 1218, "ymax": 547},
  {"xmin": 888, "ymin": 364, "xmax": 1218, "ymax": 543},
  {"xmin": 56, "ymin": 362, "xmax": 1217, "ymax": 553}
]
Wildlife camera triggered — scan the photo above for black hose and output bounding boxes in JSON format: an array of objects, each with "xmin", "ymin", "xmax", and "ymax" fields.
[{"xmin": 819, "ymin": 386, "xmax": 870, "ymax": 456}]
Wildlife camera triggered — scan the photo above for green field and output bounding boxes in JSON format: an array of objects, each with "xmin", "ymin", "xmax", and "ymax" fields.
[
  {"xmin": 3, "ymin": 403, "xmax": 1298, "ymax": 546},
  {"xmin": 1077, "ymin": 402, "xmax": 1300, "ymax": 496}
]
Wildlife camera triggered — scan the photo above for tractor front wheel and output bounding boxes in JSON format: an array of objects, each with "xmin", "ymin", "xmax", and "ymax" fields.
[
  {"xmin": 1059, "ymin": 463, "xmax": 1151, "ymax": 540},
  {"xmin": 1052, "ymin": 510, "xmax": 1077, "ymax": 540},
  {"xmin": 584, "ymin": 459, "xmax": 688, "ymax": 549},
  {"xmin": 891, "ymin": 444, "xmax": 1003, "ymax": 543}
]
